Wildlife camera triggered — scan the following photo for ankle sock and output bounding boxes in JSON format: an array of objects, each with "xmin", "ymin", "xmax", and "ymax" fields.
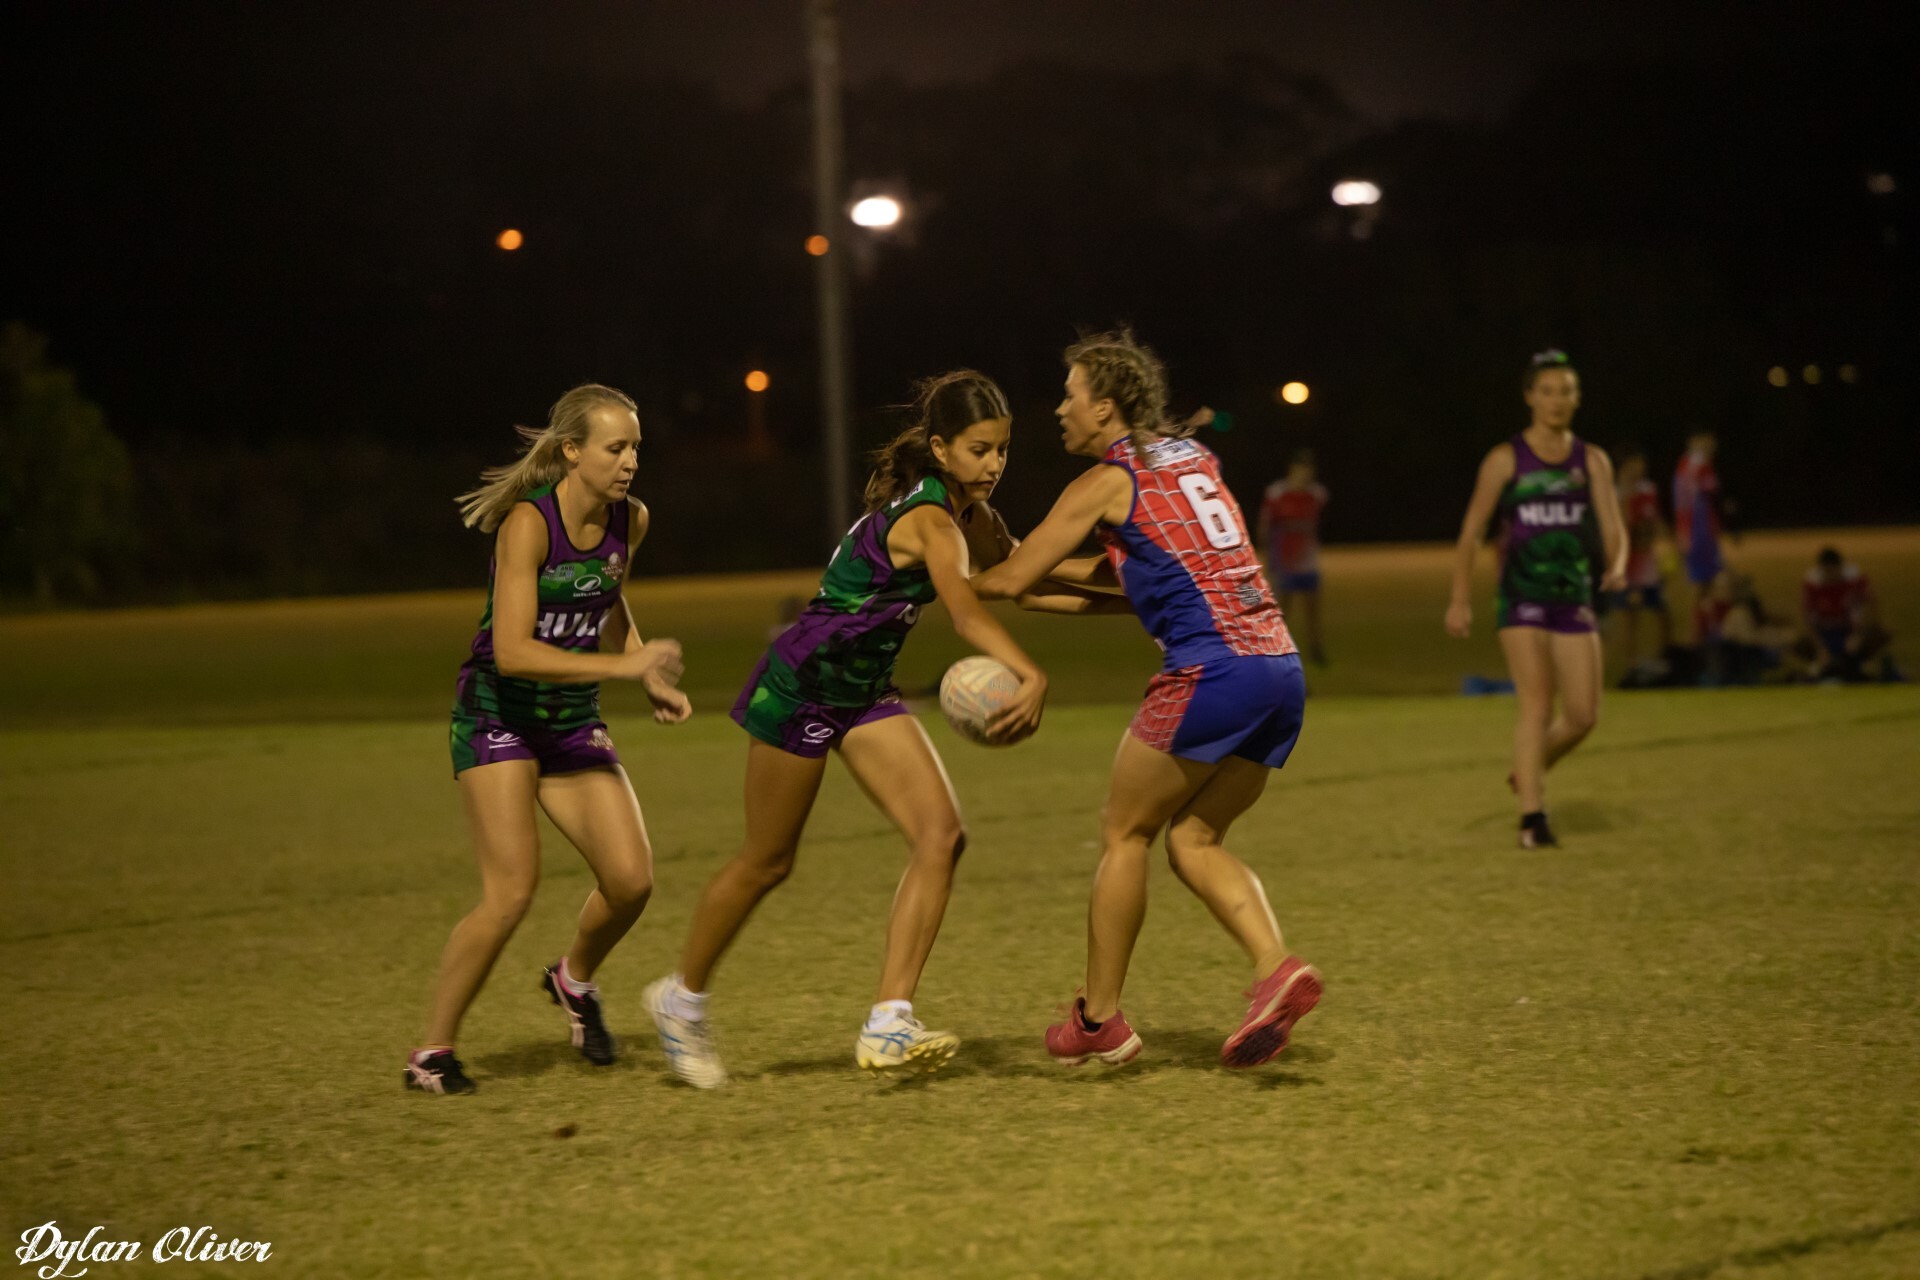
[
  {"xmin": 666, "ymin": 975, "xmax": 708, "ymax": 1021},
  {"xmin": 865, "ymin": 1000, "xmax": 912, "ymax": 1031},
  {"xmin": 556, "ymin": 956, "xmax": 597, "ymax": 997}
]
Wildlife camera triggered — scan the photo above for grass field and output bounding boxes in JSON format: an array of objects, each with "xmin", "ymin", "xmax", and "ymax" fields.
[{"xmin": 2, "ymin": 531, "xmax": 1917, "ymax": 1279}]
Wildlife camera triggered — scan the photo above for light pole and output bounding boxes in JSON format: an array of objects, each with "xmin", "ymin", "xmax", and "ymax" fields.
[{"xmin": 807, "ymin": 0, "xmax": 853, "ymax": 542}]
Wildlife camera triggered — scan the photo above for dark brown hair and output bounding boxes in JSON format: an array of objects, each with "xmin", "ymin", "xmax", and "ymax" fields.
[{"xmin": 863, "ymin": 370, "xmax": 1010, "ymax": 511}]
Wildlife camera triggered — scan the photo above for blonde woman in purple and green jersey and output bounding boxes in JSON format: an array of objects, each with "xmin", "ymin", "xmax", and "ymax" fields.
[{"xmin": 405, "ymin": 384, "xmax": 689, "ymax": 1096}]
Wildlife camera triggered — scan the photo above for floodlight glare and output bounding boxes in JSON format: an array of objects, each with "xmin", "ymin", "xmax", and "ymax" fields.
[
  {"xmin": 849, "ymin": 196, "xmax": 904, "ymax": 228},
  {"xmin": 1330, "ymin": 181, "xmax": 1382, "ymax": 207}
]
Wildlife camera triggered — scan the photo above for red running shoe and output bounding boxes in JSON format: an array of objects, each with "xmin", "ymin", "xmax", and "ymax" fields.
[
  {"xmin": 1045, "ymin": 998, "xmax": 1143, "ymax": 1066},
  {"xmin": 1221, "ymin": 957, "xmax": 1322, "ymax": 1068}
]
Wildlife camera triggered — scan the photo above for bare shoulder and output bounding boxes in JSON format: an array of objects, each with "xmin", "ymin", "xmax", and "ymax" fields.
[
  {"xmin": 496, "ymin": 500, "xmax": 549, "ymax": 568},
  {"xmin": 627, "ymin": 494, "xmax": 651, "ymax": 542},
  {"xmin": 1585, "ymin": 443, "xmax": 1615, "ymax": 474}
]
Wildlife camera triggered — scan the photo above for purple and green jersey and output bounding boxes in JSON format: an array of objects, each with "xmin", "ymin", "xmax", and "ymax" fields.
[
  {"xmin": 749, "ymin": 474, "xmax": 953, "ymax": 711},
  {"xmin": 1496, "ymin": 434, "xmax": 1598, "ymax": 632},
  {"xmin": 454, "ymin": 484, "xmax": 630, "ymax": 732}
]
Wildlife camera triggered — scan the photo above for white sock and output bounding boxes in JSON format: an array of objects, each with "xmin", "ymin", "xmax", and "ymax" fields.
[
  {"xmin": 556, "ymin": 956, "xmax": 597, "ymax": 996},
  {"xmin": 865, "ymin": 1000, "xmax": 912, "ymax": 1031},
  {"xmin": 666, "ymin": 974, "xmax": 709, "ymax": 1021}
]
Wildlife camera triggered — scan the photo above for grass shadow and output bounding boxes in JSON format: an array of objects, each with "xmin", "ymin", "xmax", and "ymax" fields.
[
  {"xmin": 469, "ymin": 1039, "xmax": 643, "ymax": 1081},
  {"xmin": 756, "ymin": 1027, "xmax": 1329, "ymax": 1088}
]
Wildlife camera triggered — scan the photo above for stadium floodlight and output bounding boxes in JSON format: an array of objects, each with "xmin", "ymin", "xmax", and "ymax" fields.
[
  {"xmin": 1330, "ymin": 180, "xmax": 1382, "ymax": 207},
  {"xmin": 849, "ymin": 195, "xmax": 904, "ymax": 228}
]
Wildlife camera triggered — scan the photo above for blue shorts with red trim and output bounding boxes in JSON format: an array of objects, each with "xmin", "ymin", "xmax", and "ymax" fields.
[{"xmin": 1129, "ymin": 653, "xmax": 1306, "ymax": 769}]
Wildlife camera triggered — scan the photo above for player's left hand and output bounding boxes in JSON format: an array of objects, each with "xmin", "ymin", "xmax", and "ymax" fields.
[
  {"xmin": 1600, "ymin": 567, "xmax": 1628, "ymax": 593},
  {"xmin": 986, "ymin": 671, "xmax": 1046, "ymax": 744},
  {"xmin": 645, "ymin": 679, "xmax": 692, "ymax": 725}
]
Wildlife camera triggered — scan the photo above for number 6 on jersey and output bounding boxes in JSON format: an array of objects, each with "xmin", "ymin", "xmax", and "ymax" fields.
[{"xmin": 1177, "ymin": 473, "xmax": 1244, "ymax": 550}]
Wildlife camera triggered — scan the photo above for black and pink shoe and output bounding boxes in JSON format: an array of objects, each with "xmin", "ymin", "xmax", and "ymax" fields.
[
  {"xmin": 404, "ymin": 1048, "xmax": 475, "ymax": 1094},
  {"xmin": 542, "ymin": 963, "xmax": 616, "ymax": 1065}
]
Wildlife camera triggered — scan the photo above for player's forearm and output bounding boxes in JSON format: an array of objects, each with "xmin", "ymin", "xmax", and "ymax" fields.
[
  {"xmin": 1046, "ymin": 555, "xmax": 1116, "ymax": 588},
  {"xmin": 1449, "ymin": 537, "xmax": 1480, "ymax": 605},
  {"xmin": 494, "ymin": 637, "xmax": 633, "ymax": 684},
  {"xmin": 950, "ymin": 608, "xmax": 1042, "ymax": 680},
  {"xmin": 1016, "ymin": 584, "xmax": 1134, "ymax": 615}
]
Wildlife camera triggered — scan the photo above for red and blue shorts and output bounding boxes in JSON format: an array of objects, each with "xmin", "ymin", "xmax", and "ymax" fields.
[{"xmin": 1129, "ymin": 653, "xmax": 1306, "ymax": 769}]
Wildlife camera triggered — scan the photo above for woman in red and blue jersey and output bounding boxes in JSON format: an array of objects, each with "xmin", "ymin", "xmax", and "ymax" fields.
[
  {"xmin": 973, "ymin": 329, "xmax": 1321, "ymax": 1071},
  {"xmin": 405, "ymin": 384, "xmax": 690, "ymax": 1095}
]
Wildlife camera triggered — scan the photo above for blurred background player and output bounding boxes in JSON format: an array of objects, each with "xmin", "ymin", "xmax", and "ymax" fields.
[
  {"xmin": 1612, "ymin": 446, "xmax": 1673, "ymax": 679},
  {"xmin": 1258, "ymin": 448, "xmax": 1330, "ymax": 664},
  {"xmin": 1446, "ymin": 350, "xmax": 1626, "ymax": 849},
  {"xmin": 1672, "ymin": 429, "xmax": 1730, "ymax": 638},
  {"xmin": 642, "ymin": 371, "xmax": 1049, "ymax": 1088},
  {"xmin": 1797, "ymin": 546, "xmax": 1900, "ymax": 681},
  {"xmin": 406, "ymin": 384, "xmax": 691, "ymax": 1096},
  {"xmin": 974, "ymin": 328, "xmax": 1321, "ymax": 1072}
]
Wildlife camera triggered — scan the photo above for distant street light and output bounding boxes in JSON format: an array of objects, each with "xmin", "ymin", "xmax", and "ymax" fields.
[
  {"xmin": 849, "ymin": 195, "xmax": 904, "ymax": 228},
  {"xmin": 745, "ymin": 370, "xmax": 770, "ymax": 393},
  {"xmin": 1330, "ymin": 180, "xmax": 1381, "ymax": 207},
  {"xmin": 1802, "ymin": 364, "xmax": 1822, "ymax": 385},
  {"xmin": 1276, "ymin": 382, "xmax": 1310, "ymax": 406},
  {"xmin": 1766, "ymin": 366, "xmax": 1789, "ymax": 388},
  {"xmin": 495, "ymin": 228, "xmax": 524, "ymax": 251},
  {"xmin": 804, "ymin": 234, "xmax": 831, "ymax": 256}
]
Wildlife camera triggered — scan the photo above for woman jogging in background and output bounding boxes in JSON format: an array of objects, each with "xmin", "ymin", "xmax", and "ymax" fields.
[
  {"xmin": 1445, "ymin": 350, "xmax": 1626, "ymax": 849},
  {"xmin": 405, "ymin": 384, "xmax": 690, "ymax": 1095},
  {"xmin": 643, "ymin": 371, "xmax": 1051, "ymax": 1087},
  {"xmin": 973, "ymin": 329, "xmax": 1321, "ymax": 1071}
]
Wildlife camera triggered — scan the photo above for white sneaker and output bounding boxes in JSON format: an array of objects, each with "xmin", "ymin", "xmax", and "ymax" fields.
[
  {"xmin": 856, "ymin": 1014, "xmax": 959, "ymax": 1076},
  {"xmin": 642, "ymin": 977, "xmax": 728, "ymax": 1089}
]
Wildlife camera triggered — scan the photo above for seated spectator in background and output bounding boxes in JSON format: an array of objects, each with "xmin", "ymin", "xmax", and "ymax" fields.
[
  {"xmin": 1696, "ymin": 570, "xmax": 1795, "ymax": 686},
  {"xmin": 1796, "ymin": 547, "xmax": 1900, "ymax": 682},
  {"xmin": 1611, "ymin": 446, "xmax": 1672, "ymax": 674}
]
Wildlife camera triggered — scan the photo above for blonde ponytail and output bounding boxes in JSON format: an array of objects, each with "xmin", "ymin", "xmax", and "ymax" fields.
[
  {"xmin": 456, "ymin": 383, "xmax": 637, "ymax": 531},
  {"xmin": 1063, "ymin": 328, "xmax": 1187, "ymax": 465}
]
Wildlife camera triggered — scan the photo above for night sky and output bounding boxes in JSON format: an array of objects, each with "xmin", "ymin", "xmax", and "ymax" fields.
[{"xmin": 2, "ymin": 1, "xmax": 1912, "ymax": 590}]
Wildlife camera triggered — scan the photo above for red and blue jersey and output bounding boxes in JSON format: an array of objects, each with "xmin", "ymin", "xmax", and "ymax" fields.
[
  {"xmin": 1672, "ymin": 451, "xmax": 1720, "ymax": 548},
  {"xmin": 1260, "ymin": 480, "xmax": 1328, "ymax": 574},
  {"xmin": 1095, "ymin": 436, "xmax": 1296, "ymax": 669}
]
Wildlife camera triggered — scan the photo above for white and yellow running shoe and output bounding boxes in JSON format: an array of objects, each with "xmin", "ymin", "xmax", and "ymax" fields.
[
  {"xmin": 856, "ymin": 1015, "xmax": 959, "ymax": 1076},
  {"xmin": 642, "ymin": 977, "xmax": 728, "ymax": 1090}
]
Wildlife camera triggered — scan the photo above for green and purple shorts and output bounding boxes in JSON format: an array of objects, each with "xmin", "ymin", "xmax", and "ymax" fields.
[
  {"xmin": 731, "ymin": 656, "xmax": 909, "ymax": 758},
  {"xmin": 449, "ymin": 705, "xmax": 621, "ymax": 777}
]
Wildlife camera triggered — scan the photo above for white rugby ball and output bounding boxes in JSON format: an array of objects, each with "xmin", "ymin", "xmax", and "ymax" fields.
[{"xmin": 939, "ymin": 656, "xmax": 1028, "ymax": 747}]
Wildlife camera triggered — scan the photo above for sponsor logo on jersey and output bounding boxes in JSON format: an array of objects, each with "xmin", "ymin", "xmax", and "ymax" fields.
[
  {"xmin": 541, "ymin": 563, "xmax": 581, "ymax": 583},
  {"xmin": 1514, "ymin": 500, "xmax": 1588, "ymax": 528},
  {"xmin": 572, "ymin": 574, "xmax": 604, "ymax": 596},
  {"xmin": 604, "ymin": 552, "xmax": 624, "ymax": 582}
]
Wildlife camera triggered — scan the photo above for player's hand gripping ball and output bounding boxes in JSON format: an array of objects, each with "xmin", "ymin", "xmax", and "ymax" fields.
[{"xmin": 940, "ymin": 656, "xmax": 1028, "ymax": 747}]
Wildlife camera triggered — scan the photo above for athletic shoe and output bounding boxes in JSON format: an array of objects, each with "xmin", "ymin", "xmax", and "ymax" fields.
[
  {"xmin": 1221, "ymin": 957, "xmax": 1322, "ymax": 1068},
  {"xmin": 856, "ymin": 1015, "xmax": 960, "ymax": 1076},
  {"xmin": 1519, "ymin": 813, "xmax": 1559, "ymax": 849},
  {"xmin": 403, "ymin": 1049, "xmax": 475, "ymax": 1094},
  {"xmin": 642, "ymin": 977, "xmax": 728, "ymax": 1089},
  {"xmin": 541, "ymin": 962, "xmax": 616, "ymax": 1065},
  {"xmin": 1044, "ymin": 998, "xmax": 1143, "ymax": 1066}
]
